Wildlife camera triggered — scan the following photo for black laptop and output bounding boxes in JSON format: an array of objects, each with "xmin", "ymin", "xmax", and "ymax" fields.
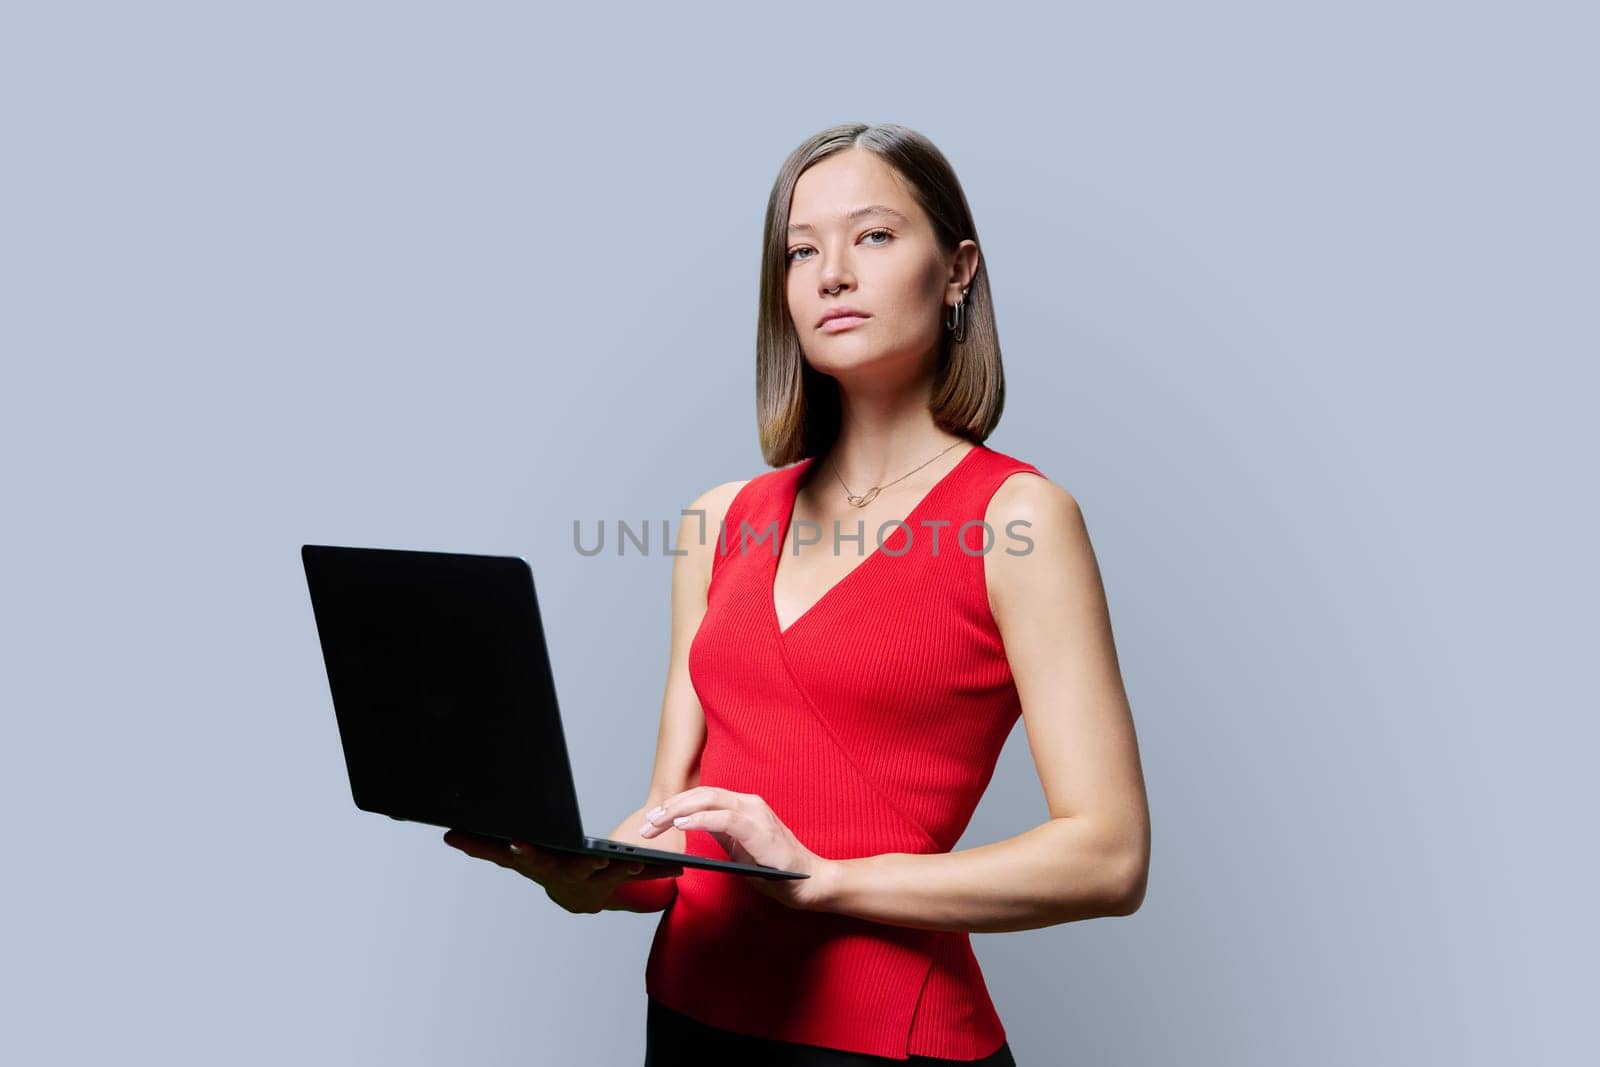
[{"xmin": 301, "ymin": 543, "xmax": 805, "ymax": 880}]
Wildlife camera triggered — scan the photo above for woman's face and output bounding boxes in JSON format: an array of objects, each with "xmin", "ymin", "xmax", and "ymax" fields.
[{"xmin": 784, "ymin": 148, "xmax": 971, "ymax": 381}]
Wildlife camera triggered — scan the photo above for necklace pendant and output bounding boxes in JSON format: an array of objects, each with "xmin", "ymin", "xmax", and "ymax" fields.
[{"xmin": 846, "ymin": 487, "xmax": 881, "ymax": 508}]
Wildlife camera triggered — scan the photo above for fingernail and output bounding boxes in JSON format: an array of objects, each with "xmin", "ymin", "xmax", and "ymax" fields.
[
  {"xmin": 509, "ymin": 843, "xmax": 523, "ymax": 854},
  {"xmin": 673, "ymin": 816, "xmax": 689, "ymax": 827},
  {"xmin": 639, "ymin": 822, "xmax": 653, "ymax": 836},
  {"xmin": 647, "ymin": 806, "xmax": 665, "ymax": 821}
]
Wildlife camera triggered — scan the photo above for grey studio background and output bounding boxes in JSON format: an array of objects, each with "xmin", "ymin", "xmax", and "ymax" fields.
[{"xmin": 2, "ymin": 2, "xmax": 1593, "ymax": 1065}]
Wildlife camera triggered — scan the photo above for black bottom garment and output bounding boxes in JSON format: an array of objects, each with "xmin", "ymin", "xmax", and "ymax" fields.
[{"xmin": 644, "ymin": 997, "xmax": 1018, "ymax": 1066}]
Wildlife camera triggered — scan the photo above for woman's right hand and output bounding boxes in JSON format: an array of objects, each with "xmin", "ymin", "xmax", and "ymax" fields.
[{"xmin": 442, "ymin": 829, "xmax": 683, "ymax": 914}]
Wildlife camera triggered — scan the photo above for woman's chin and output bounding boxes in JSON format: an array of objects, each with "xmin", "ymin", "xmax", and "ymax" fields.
[{"xmin": 808, "ymin": 346, "xmax": 924, "ymax": 381}]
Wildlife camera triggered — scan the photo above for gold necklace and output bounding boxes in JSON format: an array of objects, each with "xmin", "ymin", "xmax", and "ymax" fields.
[{"xmin": 829, "ymin": 440, "xmax": 966, "ymax": 508}]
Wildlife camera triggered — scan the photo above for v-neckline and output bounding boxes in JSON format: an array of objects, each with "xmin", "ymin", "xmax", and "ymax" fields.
[{"xmin": 770, "ymin": 443, "xmax": 983, "ymax": 638}]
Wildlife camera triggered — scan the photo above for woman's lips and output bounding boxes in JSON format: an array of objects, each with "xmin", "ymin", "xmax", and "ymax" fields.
[{"xmin": 819, "ymin": 315, "xmax": 870, "ymax": 333}]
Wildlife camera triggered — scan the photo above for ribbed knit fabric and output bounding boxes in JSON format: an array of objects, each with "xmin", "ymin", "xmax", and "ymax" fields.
[{"xmin": 641, "ymin": 443, "xmax": 1045, "ymax": 1061}]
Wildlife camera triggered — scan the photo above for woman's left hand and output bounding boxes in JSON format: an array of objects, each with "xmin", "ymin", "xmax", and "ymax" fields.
[{"xmin": 639, "ymin": 786, "xmax": 837, "ymax": 911}]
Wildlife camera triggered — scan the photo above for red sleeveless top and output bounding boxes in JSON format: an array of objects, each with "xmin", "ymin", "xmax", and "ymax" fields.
[{"xmin": 641, "ymin": 442, "xmax": 1045, "ymax": 1060}]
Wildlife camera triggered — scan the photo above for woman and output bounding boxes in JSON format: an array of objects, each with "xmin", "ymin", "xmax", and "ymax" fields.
[{"xmin": 446, "ymin": 122, "xmax": 1151, "ymax": 1064}]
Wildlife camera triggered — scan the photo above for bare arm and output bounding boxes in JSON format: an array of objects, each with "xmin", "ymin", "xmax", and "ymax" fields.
[
  {"xmin": 602, "ymin": 477, "xmax": 749, "ymax": 913},
  {"xmin": 810, "ymin": 475, "xmax": 1151, "ymax": 931}
]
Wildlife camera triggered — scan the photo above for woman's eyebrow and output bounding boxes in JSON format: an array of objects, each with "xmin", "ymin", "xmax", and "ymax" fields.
[{"xmin": 788, "ymin": 205, "xmax": 911, "ymax": 234}]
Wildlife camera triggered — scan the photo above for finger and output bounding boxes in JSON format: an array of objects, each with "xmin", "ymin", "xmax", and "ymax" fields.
[
  {"xmin": 687, "ymin": 786, "xmax": 739, "ymax": 809},
  {"xmin": 626, "ymin": 866, "xmax": 684, "ymax": 880},
  {"xmin": 680, "ymin": 818, "xmax": 755, "ymax": 866},
  {"xmin": 669, "ymin": 808, "xmax": 745, "ymax": 836},
  {"xmin": 506, "ymin": 842, "xmax": 563, "ymax": 879},
  {"xmin": 643, "ymin": 793, "xmax": 734, "ymax": 838},
  {"xmin": 519, "ymin": 849, "xmax": 598, "ymax": 885},
  {"xmin": 444, "ymin": 829, "xmax": 499, "ymax": 853},
  {"xmin": 447, "ymin": 831, "xmax": 517, "ymax": 867},
  {"xmin": 516, "ymin": 849, "xmax": 586, "ymax": 879},
  {"xmin": 610, "ymin": 858, "xmax": 685, "ymax": 878},
  {"xmin": 584, "ymin": 857, "xmax": 639, "ymax": 880},
  {"xmin": 514, "ymin": 842, "xmax": 559, "ymax": 865},
  {"xmin": 588, "ymin": 855, "xmax": 671, "ymax": 881},
  {"xmin": 644, "ymin": 786, "xmax": 739, "ymax": 828},
  {"xmin": 558, "ymin": 854, "xmax": 615, "ymax": 881}
]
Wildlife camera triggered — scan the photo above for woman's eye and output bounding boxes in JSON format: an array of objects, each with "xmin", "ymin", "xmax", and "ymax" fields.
[{"xmin": 786, "ymin": 230, "xmax": 892, "ymax": 263}]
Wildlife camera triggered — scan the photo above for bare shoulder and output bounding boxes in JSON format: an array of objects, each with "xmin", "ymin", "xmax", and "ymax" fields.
[
  {"xmin": 684, "ymin": 478, "xmax": 752, "ymax": 540},
  {"xmin": 987, "ymin": 468, "xmax": 1077, "ymax": 525},
  {"xmin": 982, "ymin": 471, "xmax": 1092, "ymax": 624},
  {"xmin": 985, "ymin": 469, "xmax": 1082, "ymax": 547},
  {"xmin": 689, "ymin": 478, "xmax": 752, "ymax": 522},
  {"xmin": 675, "ymin": 477, "xmax": 753, "ymax": 580}
]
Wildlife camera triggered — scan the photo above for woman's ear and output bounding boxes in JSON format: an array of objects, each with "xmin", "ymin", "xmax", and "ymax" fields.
[{"xmin": 948, "ymin": 239, "xmax": 980, "ymax": 292}]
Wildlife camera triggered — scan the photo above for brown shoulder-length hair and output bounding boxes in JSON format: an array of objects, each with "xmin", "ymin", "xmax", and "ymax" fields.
[{"xmin": 756, "ymin": 122, "xmax": 1006, "ymax": 468}]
